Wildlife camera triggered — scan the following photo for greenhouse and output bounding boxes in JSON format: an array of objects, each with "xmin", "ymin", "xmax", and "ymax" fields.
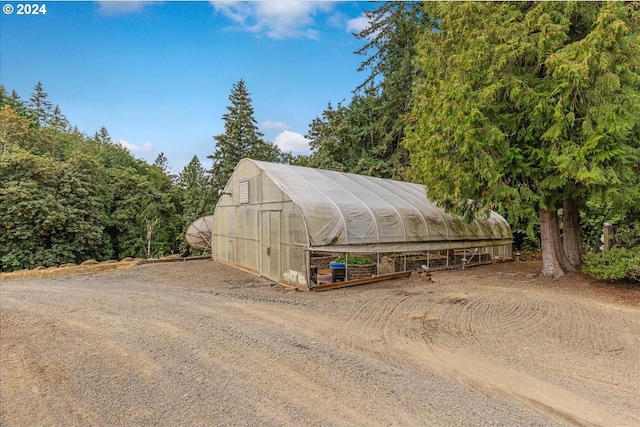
[{"xmin": 209, "ymin": 159, "xmax": 513, "ymax": 289}]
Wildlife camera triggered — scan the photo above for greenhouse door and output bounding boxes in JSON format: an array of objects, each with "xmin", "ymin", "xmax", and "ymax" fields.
[{"xmin": 260, "ymin": 210, "xmax": 281, "ymax": 282}]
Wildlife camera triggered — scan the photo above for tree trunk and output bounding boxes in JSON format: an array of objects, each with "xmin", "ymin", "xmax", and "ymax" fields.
[
  {"xmin": 562, "ymin": 197, "xmax": 583, "ymax": 271},
  {"xmin": 539, "ymin": 208, "xmax": 566, "ymax": 277},
  {"xmin": 146, "ymin": 217, "xmax": 159, "ymax": 259}
]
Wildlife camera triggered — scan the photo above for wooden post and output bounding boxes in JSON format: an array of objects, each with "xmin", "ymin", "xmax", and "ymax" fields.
[{"xmin": 603, "ymin": 222, "xmax": 612, "ymax": 252}]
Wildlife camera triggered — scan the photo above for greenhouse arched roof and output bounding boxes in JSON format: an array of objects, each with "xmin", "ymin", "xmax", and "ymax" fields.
[{"xmin": 249, "ymin": 160, "xmax": 512, "ymax": 253}]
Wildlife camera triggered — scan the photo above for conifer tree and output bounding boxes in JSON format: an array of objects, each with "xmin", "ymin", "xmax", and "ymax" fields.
[
  {"xmin": 0, "ymin": 86, "xmax": 34, "ymax": 123},
  {"xmin": 306, "ymin": 3, "xmax": 426, "ymax": 178},
  {"xmin": 405, "ymin": 2, "xmax": 640, "ymax": 277},
  {"xmin": 50, "ymin": 105, "xmax": 69, "ymax": 131},
  {"xmin": 177, "ymin": 155, "xmax": 214, "ymax": 254},
  {"xmin": 353, "ymin": 2, "xmax": 427, "ymax": 176},
  {"xmin": 154, "ymin": 152, "xmax": 170, "ymax": 174},
  {"xmin": 94, "ymin": 126, "xmax": 112, "ymax": 144},
  {"xmin": 27, "ymin": 81, "xmax": 53, "ymax": 126},
  {"xmin": 208, "ymin": 79, "xmax": 282, "ymax": 193}
]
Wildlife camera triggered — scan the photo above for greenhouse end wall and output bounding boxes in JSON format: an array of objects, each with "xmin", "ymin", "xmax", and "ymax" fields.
[{"xmin": 211, "ymin": 160, "xmax": 310, "ymax": 287}]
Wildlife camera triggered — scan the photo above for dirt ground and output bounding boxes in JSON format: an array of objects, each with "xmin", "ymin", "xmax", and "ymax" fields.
[{"xmin": 1, "ymin": 259, "xmax": 639, "ymax": 427}]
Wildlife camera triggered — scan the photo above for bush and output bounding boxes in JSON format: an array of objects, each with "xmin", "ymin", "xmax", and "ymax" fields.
[
  {"xmin": 612, "ymin": 221, "xmax": 640, "ymax": 249},
  {"xmin": 334, "ymin": 255, "xmax": 373, "ymax": 265},
  {"xmin": 582, "ymin": 248, "xmax": 640, "ymax": 281}
]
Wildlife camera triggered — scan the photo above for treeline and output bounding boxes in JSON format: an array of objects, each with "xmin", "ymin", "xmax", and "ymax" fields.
[
  {"xmin": 0, "ymin": 76, "xmax": 298, "ymax": 272},
  {"xmin": 2, "ymin": 2, "xmax": 639, "ymax": 280},
  {"xmin": 0, "ymin": 84, "xmax": 205, "ymax": 271}
]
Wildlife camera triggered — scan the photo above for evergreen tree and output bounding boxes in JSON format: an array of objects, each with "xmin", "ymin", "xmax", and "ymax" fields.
[
  {"xmin": 0, "ymin": 86, "xmax": 34, "ymax": 123},
  {"xmin": 50, "ymin": 105, "xmax": 69, "ymax": 131},
  {"xmin": 154, "ymin": 151, "xmax": 179, "ymax": 184},
  {"xmin": 177, "ymin": 155, "xmax": 214, "ymax": 255},
  {"xmin": 208, "ymin": 79, "xmax": 282, "ymax": 193},
  {"xmin": 94, "ymin": 126, "xmax": 112, "ymax": 144},
  {"xmin": 27, "ymin": 81, "xmax": 53, "ymax": 126},
  {"xmin": 305, "ymin": 102, "xmax": 350, "ymax": 172},
  {"xmin": 353, "ymin": 2, "xmax": 427, "ymax": 177},
  {"xmin": 177, "ymin": 155, "xmax": 208, "ymax": 192},
  {"xmin": 405, "ymin": 2, "xmax": 640, "ymax": 277},
  {"xmin": 355, "ymin": 2, "xmax": 424, "ymax": 93},
  {"xmin": 153, "ymin": 152, "xmax": 170, "ymax": 174},
  {"xmin": 306, "ymin": 3, "xmax": 425, "ymax": 179}
]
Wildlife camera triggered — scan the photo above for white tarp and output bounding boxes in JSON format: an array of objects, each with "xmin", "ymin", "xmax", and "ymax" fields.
[
  {"xmin": 185, "ymin": 215, "xmax": 214, "ymax": 252},
  {"xmin": 249, "ymin": 160, "xmax": 512, "ymax": 251}
]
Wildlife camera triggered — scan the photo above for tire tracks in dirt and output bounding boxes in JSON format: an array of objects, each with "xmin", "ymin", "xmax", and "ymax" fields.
[
  {"xmin": 329, "ymin": 281, "xmax": 639, "ymax": 426},
  {"xmin": 2, "ymin": 261, "xmax": 639, "ymax": 426}
]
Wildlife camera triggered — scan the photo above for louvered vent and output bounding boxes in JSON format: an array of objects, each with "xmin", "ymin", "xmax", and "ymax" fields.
[{"xmin": 239, "ymin": 180, "xmax": 249, "ymax": 204}]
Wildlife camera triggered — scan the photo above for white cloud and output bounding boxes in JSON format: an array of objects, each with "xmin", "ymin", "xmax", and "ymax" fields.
[
  {"xmin": 211, "ymin": 1, "xmax": 334, "ymax": 39},
  {"xmin": 346, "ymin": 14, "xmax": 370, "ymax": 35},
  {"xmin": 261, "ymin": 120, "xmax": 289, "ymax": 131},
  {"xmin": 115, "ymin": 139, "xmax": 154, "ymax": 154},
  {"xmin": 211, "ymin": 1, "xmax": 252, "ymax": 25},
  {"xmin": 274, "ymin": 130, "xmax": 310, "ymax": 154}
]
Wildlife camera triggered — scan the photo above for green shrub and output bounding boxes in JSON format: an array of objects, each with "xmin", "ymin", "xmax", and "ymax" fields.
[
  {"xmin": 582, "ymin": 248, "xmax": 640, "ymax": 281},
  {"xmin": 334, "ymin": 255, "xmax": 373, "ymax": 265},
  {"xmin": 612, "ymin": 221, "xmax": 640, "ymax": 249}
]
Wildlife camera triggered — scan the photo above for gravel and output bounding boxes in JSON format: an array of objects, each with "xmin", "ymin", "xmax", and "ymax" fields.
[{"xmin": 1, "ymin": 259, "xmax": 639, "ymax": 426}]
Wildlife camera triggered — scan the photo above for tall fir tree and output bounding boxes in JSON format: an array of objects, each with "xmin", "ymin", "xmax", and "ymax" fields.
[
  {"xmin": 353, "ymin": 2, "xmax": 427, "ymax": 177},
  {"xmin": 50, "ymin": 105, "xmax": 69, "ymax": 131},
  {"xmin": 94, "ymin": 126, "xmax": 112, "ymax": 144},
  {"xmin": 306, "ymin": 2, "xmax": 426, "ymax": 179},
  {"xmin": 27, "ymin": 81, "xmax": 53, "ymax": 127},
  {"xmin": 208, "ymin": 79, "xmax": 282, "ymax": 193},
  {"xmin": 153, "ymin": 152, "xmax": 170, "ymax": 174},
  {"xmin": 177, "ymin": 155, "xmax": 214, "ymax": 254}
]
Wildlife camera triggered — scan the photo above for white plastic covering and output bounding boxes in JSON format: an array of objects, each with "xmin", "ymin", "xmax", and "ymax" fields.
[
  {"xmin": 185, "ymin": 215, "xmax": 213, "ymax": 252},
  {"xmin": 211, "ymin": 159, "xmax": 512, "ymax": 285},
  {"xmin": 250, "ymin": 160, "xmax": 512, "ymax": 252}
]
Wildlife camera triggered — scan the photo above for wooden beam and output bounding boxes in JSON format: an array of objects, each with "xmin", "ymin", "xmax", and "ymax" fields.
[{"xmin": 311, "ymin": 271, "xmax": 412, "ymax": 292}]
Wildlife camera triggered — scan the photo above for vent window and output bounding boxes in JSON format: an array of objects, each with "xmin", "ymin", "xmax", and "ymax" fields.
[{"xmin": 239, "ymin": 180, "xmax": 249, "ymax": 204}]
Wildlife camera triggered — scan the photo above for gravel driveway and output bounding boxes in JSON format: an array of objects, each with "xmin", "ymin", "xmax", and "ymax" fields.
[{"xmin": 1, "ymin": 259, "xmax": 639, "ymax": 426}]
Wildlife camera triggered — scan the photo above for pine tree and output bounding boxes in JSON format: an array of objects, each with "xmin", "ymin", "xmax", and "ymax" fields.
[
  {"xmin": 154, "ymin": 152, "xmax": 170, "ymax": 174},
  {"xmin": 94, "ymin": 126, "xmax": 112, "ymax": 144},
  {"xmin": 352, "ymin": 2, "xmax": 428, "ymax": 177},
  {"xmin": 27, "ymin": 81, "xmax": 53, "ymax": 126},
  {"xmin": 208, "ymin": 79, "xmax": 282, "ymax": 193},
  {"xmin": 50, "ymin": 105, "xmax": 69, "ymax": 131},
  {"xmin": 177, "ymin": 155, "xmax": 214, "ymax": 255}
]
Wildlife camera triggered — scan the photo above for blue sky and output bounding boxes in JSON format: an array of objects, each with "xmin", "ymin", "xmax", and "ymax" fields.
[{"xmin": 0, "ymin": 1, "xmax": 373, "ymax": 172}]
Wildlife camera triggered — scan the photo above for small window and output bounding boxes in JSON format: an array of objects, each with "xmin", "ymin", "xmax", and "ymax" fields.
[{"xmin": 239, "ymin": 180, "xmax": 249, "ymax": 204}]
